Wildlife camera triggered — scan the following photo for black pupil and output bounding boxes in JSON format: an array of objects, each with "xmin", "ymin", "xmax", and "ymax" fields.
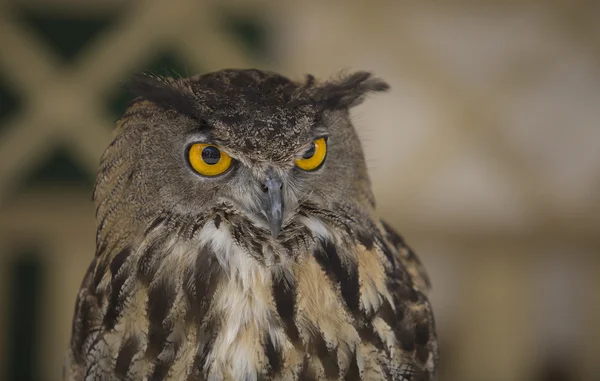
[
  {"xmin": 302, "ymin": 142, "xmax": 316, "ymax": 159},
  {"xmin": 202, "ymin": 146, "xmax": 221, "ymax": 165}
]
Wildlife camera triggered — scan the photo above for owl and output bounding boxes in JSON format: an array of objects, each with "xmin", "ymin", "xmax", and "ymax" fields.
[{"xmin": 65, "ymin": 69, "xmax": 438, "ymax": 381}]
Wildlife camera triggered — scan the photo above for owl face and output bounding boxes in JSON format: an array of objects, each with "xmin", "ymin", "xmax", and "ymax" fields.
[{"xmin": 97, "ymin": 69, "xmax": 389, "ymax": 240}]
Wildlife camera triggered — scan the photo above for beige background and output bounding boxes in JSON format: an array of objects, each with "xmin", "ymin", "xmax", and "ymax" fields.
[{"xmin": 0, "ymin": 1, "xmax": 599, "ymax": 380}]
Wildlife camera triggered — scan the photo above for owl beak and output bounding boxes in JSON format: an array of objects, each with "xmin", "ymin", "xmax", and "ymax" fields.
[{"xmin": 264, "ymin": 175, "xmax": 283, "ymax": 238}]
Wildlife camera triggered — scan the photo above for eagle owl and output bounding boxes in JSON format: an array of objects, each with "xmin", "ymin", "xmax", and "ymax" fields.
[{"xmin": 66, "ymin": 69, "xmax": 438, "ymax": 380}]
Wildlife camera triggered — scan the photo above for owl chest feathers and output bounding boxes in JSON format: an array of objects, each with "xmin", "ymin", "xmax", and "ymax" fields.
[
  {"xmin": 77, "ymin": 214, "xmax": 435, "ymax": 381},
  {"xmin": 185, "ymin": 217, "xmax": 364, "ymax": 380}
]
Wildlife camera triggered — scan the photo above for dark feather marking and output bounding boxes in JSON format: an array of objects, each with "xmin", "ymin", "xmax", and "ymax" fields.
[
  {"xmin": 98, "ymin": 214, "xmax": 108, "ymax": 233},
  {"xmin": 358, "ymin": 224, "xmax": 395, "ymax": 269},
  {"xmin": 375, "ymin": 360, "xmax": 392, "ymax": 381},
  {"xmin": 314, "ymin": 240, "xmax": 360, "ymax": 312},
  {"xmin": 281, "ymin": 238, "xmax": 295, "ymax": 254},
  {"xmin": 95, "ymin": 229, "xmax": 104, "ymax": 253},
  {"xmin": 396, "ymin": 324, "xmax": 416, "ymax": 352},
  {"xmin": 380, "ymin": 220, "xmax": 405, "ymax": 247},
  {"xmin": 83, "ymin": 335, "xmax": 110, "ymax": 377},
  {"xmin": 415, "ymin": 321, "xmax": 430, "ymax": 346},
  {"xmin": 355, "ymin": 230, "xmax": 374, "ymax": 250},
  {"xmin": 70, "ymin": 259, "xmax": 98, "ymax": 362},
  {"xmin": 232, "ymin": 224, "xmax": 242, "ymax": 242},
  {"xmin": 184, "ymin": 372, "xmax": 207, "ymax": 381},
  {"xmin": 104, "ymin": 247, "xmax": 132, "ymax": 330},
  {"xmin": 81, "ymin": 256, "xmax": 97, "ymax": 289},
  {"xmin": 146, "ymin": 282, "xmax": 176, "ymax": 358},
  {"xmin": 378, "ymin": 299, "xmax": 401, "ymax": 332},
  {"xmin": 137, "ymin": 238, "xmax": 166, "ymax": 285},
  {"xmin": 298, "ymin": 355, "xmax": 318, "ymax": 381},
  {"xmin": 271, "ymin": 274, "xmax": 300, "ymax": 343},
  {"xmin": 189, "ymin": 317, "xmax": 219, "ymax": 380},
  {"xmin": 213, "ymin": 215, "xmax": 221, "ymax": 229},
  {"xmin": 110, "ymin": 247, "xmax": 131, "ymax": 275},
  {"xmin": 70, "ymin": 298, "xmax": 89, "ymax": 363},
  {"xmin": 406, "ymin": 248, "xmax": 419, "ymax": 262},
  {"xmin": 389, "ymin": 276, "xmax": 420, "ymax": 303},
  {"xmin": 416, "ymin": 345, "xmax": 430, "ymax": 364},
  {"xmin": 149, "ymin": 330, "xmax": 184, "ymax": 381},
  {"xmin": 393, "ymin": 363, "xmax": 423, "ymax": 381},
  {"xmin": 231, "ymin": 224, "xmax": 266, "ymax": 264},
  {"xmin": 250, "ymin": 239, "xmax": 264, "ymax": 259},
  {"xmin": 384, "ymin": 274, "xmax": 431, "ymax": 358},
  {"xmin": 149, "ymin": 360, "xmax": 170, "ymax": 381},
  {"xmin": 345, "ymin": 353, "xmax": 361, "ymax": 381},
  {"xmin": 414, "ymin": 316, "xmax": 433, "ymax": 367},
  {"xmin": 103, "ymin": 279, "xmax": 125, "ymax": 330},
  {"xmin": 378, "ymin": 241, "xmax": 396, "ymax": 270},
  {"xmin": 356, "ymin": 324, "xmax": 387, "ymax": 355},
  {"xmin": 264, "ymin": 333, "xmax": 282, "ymax": 376},
  {"xmin": 183, "ymin": 246, "xmax": 222, "ymax": 326},
  {"xmin": 381, "ymin": 220, "xmax": 431, "ymax": 289},
  {"xmin": 96, "ymin": 241, "xmax": 108, "ymax": 258},
  {"xmin": 381, "ymin": 221, "xmax": 418, "ymax": 267},
  {"xmin": 93, "ymin": 257, "xmax": 108, "ymax": 289},
  {"xmin": 310, "ymin": 332, "xmax": 339, "ymax": 379},
  {"xmin": 408, "ymin": 288, "xmax": 420, "ymax": 303},
  {"xmin": 145, "ymin": 216, "xmax": 166, "ymax": 235},
  {"xmin": 175, "ymin": 215, "xmax": 199, "ymax": 238},
  {"xmin": 189, "ymin": 220, "xmax": 204, "ymax": 239},
  {"xmin": 114, "ymin": 335, "xmax": 139, "ymax": 377}
]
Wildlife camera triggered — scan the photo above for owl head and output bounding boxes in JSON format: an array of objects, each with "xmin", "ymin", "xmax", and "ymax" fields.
[{"xmin": 94, "ymin": 69, "xmax": 389, "ymax": 247}]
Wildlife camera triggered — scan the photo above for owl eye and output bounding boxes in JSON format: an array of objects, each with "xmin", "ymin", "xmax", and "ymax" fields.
[
  {"xmin": 295, "ymin": 137, "xmax": 327, "ymax": 171},
  {"xmin": 188, "ymin": 143, "xmax": 232, "ymax": 176}
]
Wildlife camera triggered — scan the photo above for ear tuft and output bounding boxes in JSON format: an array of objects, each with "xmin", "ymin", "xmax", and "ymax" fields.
[
  {"xmin": 124, "ymin": 73, "xmax": 205, "ymax": 118},
  {"xmin": 317, "ymin": 71, "xmax": 390, "ymax": 109}
]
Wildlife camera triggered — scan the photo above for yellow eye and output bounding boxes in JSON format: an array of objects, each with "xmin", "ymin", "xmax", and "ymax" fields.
[
  {"xmin": 188, "ymin": 143, "xmax": 232, "ymax": 176},
  {"xmin": 295, "ymin": 137, "xmax": 327, "ymax": 171}
]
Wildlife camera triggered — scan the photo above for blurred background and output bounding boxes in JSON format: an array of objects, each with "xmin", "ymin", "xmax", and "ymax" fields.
[{"xmin": 0, "ymin": 0, "xmax": 599, "ymax": 380}]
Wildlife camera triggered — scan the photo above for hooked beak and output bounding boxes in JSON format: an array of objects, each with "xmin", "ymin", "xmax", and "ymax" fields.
[{"xmin": 263, "ymin": 174, "xmax": 283, "ymax": 238}]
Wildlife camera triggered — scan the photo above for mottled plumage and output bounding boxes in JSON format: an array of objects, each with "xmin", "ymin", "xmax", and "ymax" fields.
[{"xmin": 66, "ymin": 69, "xmax": 438, "ymax": 380}]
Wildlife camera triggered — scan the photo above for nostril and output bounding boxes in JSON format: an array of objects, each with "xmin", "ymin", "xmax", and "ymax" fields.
[{"xmin": 263, "ymin": 174, "xmax": 283, "ymax": 193}]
